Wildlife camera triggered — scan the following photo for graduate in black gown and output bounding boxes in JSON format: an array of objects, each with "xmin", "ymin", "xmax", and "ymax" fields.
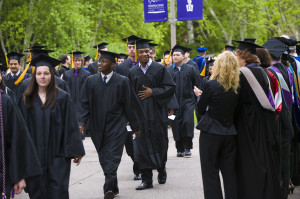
[
  {"xmin": 58, "ymin": 54, "xmax": 71, "ymax": 77},
  {"xmin": 167, "ymin": 44, "xmax": 200, "ymax": 157},
  {"xmin": 18, "ymin": 54, "xmax": 85, "ymax": 199},
  {"xmin": 88, "ymin": 42, "xmax": 109, "ymax": 75},
  {"xmin": 79, "ymin": 51, "xmax": 145, "ymax": 199},
  {"xmin": 234, "ymin": 40, "xmax": 281, "ymax": 199},
  {"xmin": 3, "ymin": 52, "xmax": 31, "ymax": 94},
  {"xmin": 183, "ymin": 47, "xmax": 199, "ymax": 72},
  {"xmin": 128, "ymin": 39, "xmax": 176, "ymax": 190},
  {"xmin": 115, "ymin": 35, "xmax": 141, "ymax": 77},
  {"xmin": 114, "ymin": 35, "xmax": 143, "ymax": 180},
  {"xmin": 63, "ymin": 51, "xmax": 91, "ymax": 123},
  {"xmin": 0, "ymin": 80, "xmax": 41, "ymax": 198},
  {"xmin": 263, "ymin": 37, "xmax": 296, "ymax": 197}
]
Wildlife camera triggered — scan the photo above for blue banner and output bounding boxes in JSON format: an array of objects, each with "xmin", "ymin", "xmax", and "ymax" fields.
[
  {"xmin": 177, "ymin": 0, "xmax": 203, "ymax": 21},
  {"xmin": 144, "ymin": 0, "xmax": 168, "ymax": 22}
]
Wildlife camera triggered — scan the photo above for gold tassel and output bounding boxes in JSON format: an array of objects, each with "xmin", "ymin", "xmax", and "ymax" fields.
[
  {"xmin": 163, "ymin": 53, "xmax": 165, "ymax": 65},
  {"xmin": 126, "ymin": 38, "xmax": 128, "ymax": 55},
  {"xmin": 95, "ymin": 46, "xmax": 98, "ymax": 60},
  {"xmin": 27, "ymin": 50, "xmax": 32, "ymax": 63},
  {"xmin": 14, "ymin": 63, "xmax": 30, "ymax": 85},
  {"xmin": 5, "ymin": 54, "xmax": 9, "ymax": 68},
  {"xmin": 134, "ymin": 41, "xmax": 137, "ymax": 62},
  {"xmin": 31, "ymin": 65, "xmax": 34, "ymax": 74},
  {"xmin": 166, "ymin": 50, "xmax": 172, "ymax": 65},
  {"xmin": 200, "ymin": 62, "xmax": 207, "ymax": 76},
  {"xmin": 72, "ymin": 53, "xmax": 75, "ymax": 68}
]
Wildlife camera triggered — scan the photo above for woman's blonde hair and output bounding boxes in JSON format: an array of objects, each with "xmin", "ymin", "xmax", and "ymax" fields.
[{"xmin": 210, "ymin": 51, "xmax": 240, "ymax": 93}]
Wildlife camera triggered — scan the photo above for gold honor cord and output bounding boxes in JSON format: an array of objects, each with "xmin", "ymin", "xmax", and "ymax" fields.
[{"xmin": 166, "ymin": 49, "xmax": 172, "ymax": 65}]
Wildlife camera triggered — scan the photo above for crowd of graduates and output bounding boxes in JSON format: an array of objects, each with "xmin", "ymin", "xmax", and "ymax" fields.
[{"xmin": 0, "ymin": 34, "xmax": 299, "ymax": 199}]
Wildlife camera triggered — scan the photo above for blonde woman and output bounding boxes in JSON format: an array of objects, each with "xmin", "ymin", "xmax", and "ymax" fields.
[{"xmin": 194, "ymin": 51, "xmax": 240, "ymax": 199}]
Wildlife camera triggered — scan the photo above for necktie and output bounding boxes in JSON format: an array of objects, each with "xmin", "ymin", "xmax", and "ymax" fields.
[
  {"xmin": 75, "ymin": 70, "xmax": 78, "ymax": 77},
  {"xmin": 103, "ymin": 76, "xmax": 107, "ymax": 86}
]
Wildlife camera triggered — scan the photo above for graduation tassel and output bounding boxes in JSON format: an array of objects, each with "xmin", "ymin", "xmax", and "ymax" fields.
[
  {"xmin": 200, "ymin": 62, "xmax": 207, "ymax": 76},
  {"xmin": 14, "ymin": 63, "xmax": 31, "ymax": 85},
  {"xmin": 95, "ymin": 46, "xmax": 99, "ymax": 60},
  {"xmin": 166, "ymin": 50, "xmax": 172, "ymax": 65},
  {"xmin": 4, "ymin": 55, "xmax": 9, "ymax": 69},
  {"xmin": 163, "ymin": 53, "xmax": 165, "ymax": 65},
  {"xmin": 71, "ymin": 53, "xmax": 75, "ymax": 68},
  {"xmin": 134, "ymin": 41, "xmax": 137, "ymax": 62},
  {"xmin": 126, "ymin": 39, "xmax": 128, "ymax": 55}
]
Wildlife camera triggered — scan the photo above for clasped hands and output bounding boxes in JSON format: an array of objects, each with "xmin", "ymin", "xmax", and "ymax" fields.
[{"xmin": 138, "ymin": 85, "xmax": 152, "ymax": 100}]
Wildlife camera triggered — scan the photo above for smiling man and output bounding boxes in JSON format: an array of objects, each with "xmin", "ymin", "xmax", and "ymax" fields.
[
  {"xmin": 79, "ymin": 51, "xmax": 145, "ymax": 199},
  {"xmin": 128, "ymin": 39, "xmax": 176, "ymax": 190}
]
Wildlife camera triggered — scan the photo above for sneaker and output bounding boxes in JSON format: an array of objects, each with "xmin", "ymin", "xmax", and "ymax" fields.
[
  {"xmin": 184, "ymin": 149, "xmax": 191, "ymax": 157},
  {"xmin": 177, "ymin": 152, "xmax": 184, "ymax": 157}
]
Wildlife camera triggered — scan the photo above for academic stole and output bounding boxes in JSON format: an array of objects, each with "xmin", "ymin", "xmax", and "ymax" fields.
[
  {"xmin": 240, "ymin": 67, "xmax": 275, "ymax": 112},
  {"xmin": 292, "ymin": 59, "xmax": 300, "ymax": 108},
  {"xmin": 268, "ymin": 66, "xmax": 294, "ymax": 109}
]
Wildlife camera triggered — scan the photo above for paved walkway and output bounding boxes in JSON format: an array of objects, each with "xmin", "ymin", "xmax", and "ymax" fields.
[{"xmin": 16, "ymin": 129, "xmax": 300, "ymax": 199}]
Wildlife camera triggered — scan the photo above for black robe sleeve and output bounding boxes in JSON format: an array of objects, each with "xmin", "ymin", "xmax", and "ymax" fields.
[
  {"xmin": 197, "ymin": 80, "xmax": 210, "ymax": 115},
  {"xmin": 151, "ymin": 66, "xmax": 176, "ymax": 106},
  {"xmin": 79, "ymin": 78, "xmax": 90, "ymax": 127},
  {"xmin": 123, "ymin": 78, "xmax": 146, "ymax": 132},
  {"xmin": 4, "ymin": 94, "xmax": 41, "ymax": 185}
]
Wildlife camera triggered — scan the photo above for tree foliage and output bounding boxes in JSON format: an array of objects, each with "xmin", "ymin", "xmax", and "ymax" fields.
[{"xmin": 0, "ymin": 0, "xmax": 299, "ymax": 64}]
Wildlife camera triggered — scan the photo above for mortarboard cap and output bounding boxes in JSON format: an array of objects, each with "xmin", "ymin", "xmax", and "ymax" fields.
[
  {"xmin": 244, "ymin": 38, "xmax": 256, "ymax": 43},
  {"xmin": 31, "ymin": 54, "xmax": 61, "ymax": 69},
  {"xmin": 84, "ymin": 55, "xmax": 91, "ymax": 62},
  {"xmin": 233, "ymin": 40, "xmax": 263, "ymax": 54},
  {"xmin": 93, "ymin": 42, "xmax": 109, "ymax": 49},
  {"xmin": 148, "ymin": 43, "xmax": 159, "ymax": 49},
  {"xmin": 172, "ymin": 44, "xmax": 188, "ymax": 54},
  {"xmin": 136, "ymin": 39, "xmax": 152, "ymax": 49},
  {"xmin": 196, "ymin": 47, "xmax": 208, "ymax": 52},
  {"xmin": 296, "ymin": 45, "xmax": 300, "ymax": 53},
  {"xmin": 7, "ymin": 52, "xmax": 24, "ymax": 61},
  {"xmin": 206, "ymin": 59, "xmax": 215, "ymax": 67},
  {"xmin": 155, "ymin": 58, "xmax": 162, "ymax": 63},
  {"xmin": 118, "ymin": 53, "xmax": 128, "ymax": 60},
  {"xmin": 100, "ymin": 51, "xmax": 118, "ymax": 63},
  {"xmin": 262, "ymin": 37, "xmax": 288, "ymax": 59},
  {"xmin": 274, "ymin": 37, "xmax": 298, "ymax": 46},
  {"xmin": 26, "ymin": 49, "xmax": 55, "ymax": 59},
  {"xmin": 68, "ymin": 51, "xmax": 85, "ymax": 58},
  {"xmin": 205, "ymin": 54, "xmax": 215, "ymax": 60},
  {"xmin": 224, "ymin": 45, "xmax": 236, "ymax": 52},
  {"xmin": 122, "ymin": 35, "xmax": 141, "ymax": 45}
]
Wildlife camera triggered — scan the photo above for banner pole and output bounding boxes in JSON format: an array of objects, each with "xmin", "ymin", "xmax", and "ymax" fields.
[{"xmin": 170, "ymin": 0, "xmax": 176, "ymax": 48}]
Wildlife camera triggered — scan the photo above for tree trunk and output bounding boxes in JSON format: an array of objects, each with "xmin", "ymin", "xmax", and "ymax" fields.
[
  {"xmin": 187, "ymin": 21, "xmax": 194, "ymax": 44},
  {"xmin": 91, "ymin": 0, "xmax": 106, "ymax": 47}
]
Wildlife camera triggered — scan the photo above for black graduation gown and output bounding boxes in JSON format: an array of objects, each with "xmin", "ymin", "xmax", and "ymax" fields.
[
  {"xmin": 87, "ymin": 59, "xmax": 98, "ymax": 75},
  {"xmin": 3, "ymin": 72, "xmax": 31, "ymax": 94},
  {"xmin": 63, "ymin": 68, "xmax": 91, "ymax": 122},
  {"xmin": 235, "ymin": 64, "xmax": 280, "ymax": 199},
  {"xmin": 58, "ymin": 65, "xmax": 69, "ymax": 77},
  {"xmin": 79, "ymin": 73, "xmax": 146, "ymax": 174},
  {"xmin": 115, "ymin": 59, "xmax": 132, "ymax": 77},
  {"xmin": 167, "ymin": 64, "xmax": 200, "ymax": 140},
  {"xmin": 0, "ymin": 92, "xmax": 41, "ymax": 197},
  {"xmin": 16, "ymin": 76, "xmax": 70, "ymax": 103},
  {"xmin": 18, "ymin": 89, "xmax": 85, "ymax": 199},
  {"xmin": 128, "ymin": 62, "xmax": 176, "ymax": 169},
  {"xmin": 186, "ymin": 59, "xmax": 199, "ymax": 73}
]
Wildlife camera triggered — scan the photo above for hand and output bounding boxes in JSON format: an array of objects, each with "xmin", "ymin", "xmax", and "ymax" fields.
[
  {"xmin": 138, "ymin": 85, "xmax": 153, "ymax": 100},
  {"xmin": 79, "ymin": 126, "xmax": 85, "ymax": 135},
  {"xmin": 73, "ymin": 156, "xmax": 83, "ymax": 166},
  {"xmin": 134, "ymin": 130, "xmax": 141, "ymax": 138},
  {"xmin": 168, "ymin": 109, "xmax": 174, "ymax": 116},
  {"xmin": 194, "ymin": 86, "xmax": 202, "ymax": 97},
  {"xmin": 14, "ymin": 179, "xmax": 26, "ymax": 194}
]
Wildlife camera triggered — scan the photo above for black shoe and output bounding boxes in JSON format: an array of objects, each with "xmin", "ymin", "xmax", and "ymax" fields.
[
  {"xmin": 104, "ymin": 190, "xmax": 114, "ymax": 199},
  {"xmin": 112, "ymin": 186, "xmax": 119, "ymax": 196},
  {"xmin": 135, "ymin": 182, "xmax": 153, "ymax": 190},
  {"xmin": 134, "ymin": 173, "xmax": 142, "ymax": 180},
  {"xmin": 177, "ymin": 152, "xmax": 184, "ymax": 157},
  {"xmin": 158, "ymin": 170, "xmax": 167, "ymax": 184},
  {"xmin": 184, "ymin": 149, "xmax": 191, "ymax": 157}
]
